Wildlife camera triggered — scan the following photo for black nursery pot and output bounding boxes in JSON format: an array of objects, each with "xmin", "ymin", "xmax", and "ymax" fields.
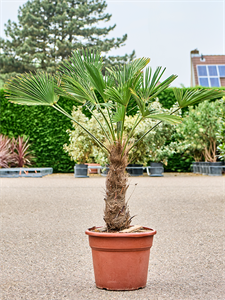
[
  {"xmin": 126, "ymin": 164, "xmax": 143, "ymax": 176},
  {"xmin": 149, "ymin": 162, "xmax": 164, "ymax": 177},
  {"xmin": 74, "ymin": 164, "xmax": 89, "ymax": 178},
  {"xmin": 209, "ymin": 162, "xmax": 223, "ymax": 176},
  {"xmin": 201, "ymin": 162, "xmax": 210, "ymax": 175}
]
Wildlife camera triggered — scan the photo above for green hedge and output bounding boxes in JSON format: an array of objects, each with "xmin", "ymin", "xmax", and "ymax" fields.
[
  {"xmin": 1, "ymin": 87, "xmax": 224, "ymax": 173},
  {"xmin": 0, "ymin": 89, "xmax": 78, "ymax": 172}
]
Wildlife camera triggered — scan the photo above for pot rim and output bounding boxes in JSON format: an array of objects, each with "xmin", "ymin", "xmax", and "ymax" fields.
[{"xmin": 85, "ymin": 226, "xmax": 157, "ymax": 238}]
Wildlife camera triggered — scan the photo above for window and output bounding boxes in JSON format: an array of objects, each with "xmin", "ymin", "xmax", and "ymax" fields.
[
  {"xmin": 218, "ymin": 65, "xmax": 225, "ymax": 77},
  {"xmin": 197, "ymin": 65, "xmax": 225, "ymax": 87}
]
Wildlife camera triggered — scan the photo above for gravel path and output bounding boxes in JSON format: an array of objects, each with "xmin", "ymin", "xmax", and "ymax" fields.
[{"xmin": 0, "ymin": 174, "xmax": 224, "ymax": 300}]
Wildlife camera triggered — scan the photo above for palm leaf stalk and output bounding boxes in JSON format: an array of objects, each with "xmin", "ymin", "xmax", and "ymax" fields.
[{"xmin": 5, "ymin": 50, "xmax": 225, "ymax": 231}]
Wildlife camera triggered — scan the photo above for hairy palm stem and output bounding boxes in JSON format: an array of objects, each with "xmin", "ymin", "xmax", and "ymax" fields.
[{"xmin": 104, "ymin": 141, "xmax": 131, "ymax": 231}]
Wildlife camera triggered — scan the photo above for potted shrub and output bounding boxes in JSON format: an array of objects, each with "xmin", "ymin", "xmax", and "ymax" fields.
[
  {"xmin": 5, "ymin": 50, "xmax": 224, "ymax": 290},
  {"xmin": 173, "ymin": 100, "xmax": 224, "ymax": 175},
  {"xmin": 64, "ymin": 107, "xmax": 96, "ymax": 177},
  {"xmin": 217, "ymin": 97, "xmax": 225, "ymax": 174},
  {"xmin": 64, "ymin": 107, "xmax": 105, "ymax": 176},
  {"xmin": 66, "ymin": 99, "xmax": 177, "ymax": 177}
]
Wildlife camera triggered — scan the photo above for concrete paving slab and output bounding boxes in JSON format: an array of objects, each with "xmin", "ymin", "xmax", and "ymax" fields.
[{"xmin": 0, "ymin": 174, "xmax": 224, "ymax": 299}]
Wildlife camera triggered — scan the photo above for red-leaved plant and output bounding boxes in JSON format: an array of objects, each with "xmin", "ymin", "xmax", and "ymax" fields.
[
  {"xmin": 0, "ymin": 135, "xmax": 34, "ymax": 168},
  {"xmin": 0, "ymin": 134, "xmax": 16, "ymax": 168},
  {"xmin": 14, "ymin": 136, "xmax": 34, "ymax": 167}
]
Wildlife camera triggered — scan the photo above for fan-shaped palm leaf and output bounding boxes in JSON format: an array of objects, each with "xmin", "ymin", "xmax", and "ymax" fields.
[
  {"xmin": 5, "ymin": 72, "xmax": 58, "ymax": 106},
  {"xmin": 174, "ymin": 88, "xmax": 225, "ymax": 108},
  {"xmin": 130, "ymin": 67, "xmax": 177, "ymax": 117}
]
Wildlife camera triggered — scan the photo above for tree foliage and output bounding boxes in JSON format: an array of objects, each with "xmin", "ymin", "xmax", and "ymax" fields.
[
  {"xmin": 217, "ymin": 97, "xmax": 225, "ymax": 160},
  {"xmin": 0, "ymin": 0, "xmax": 135, "ymax": 78},
  {"xmin": 173, "ymin": 100, "xmax": 224, "ymax": 162}
]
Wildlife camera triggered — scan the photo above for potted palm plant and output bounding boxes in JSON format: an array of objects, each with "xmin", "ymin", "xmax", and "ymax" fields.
[{"xmin": 5, "ymin": 50, "xmax": 224, "ymax": 290}]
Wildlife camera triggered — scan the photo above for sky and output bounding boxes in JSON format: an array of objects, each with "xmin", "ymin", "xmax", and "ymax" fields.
[{"xmin": 0, "ymin": 0, "xmax": 224, "ymax": 87}]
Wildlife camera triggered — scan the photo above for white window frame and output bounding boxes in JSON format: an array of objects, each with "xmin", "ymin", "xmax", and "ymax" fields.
[{"xmin": 197, "ymin": 64, "xmax": 225, "ymax": 87}]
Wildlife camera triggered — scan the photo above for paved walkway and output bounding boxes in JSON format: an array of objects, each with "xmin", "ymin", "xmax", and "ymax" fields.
[{"xmin": 1, "ymin": 174, "xmax": 224, "ymax": 299}]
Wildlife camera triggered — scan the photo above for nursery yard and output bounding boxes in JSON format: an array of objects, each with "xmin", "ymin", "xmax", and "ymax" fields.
[{"xmin": 0, "ymin": 174, "xmax": 224, "ymax": 300}]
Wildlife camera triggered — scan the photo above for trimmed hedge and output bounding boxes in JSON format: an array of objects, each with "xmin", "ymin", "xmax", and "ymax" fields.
[
  {"xmin": 0, "ymin": 89, "xmax": 77, "ymax": 172},
  {"xmin": 1, "ymin": 87, "xmax": 224, "ymax": 173}
]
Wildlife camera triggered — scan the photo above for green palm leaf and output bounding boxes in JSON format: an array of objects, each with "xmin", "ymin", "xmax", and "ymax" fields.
[
  {"xmin": 84, "ymin": 62, "xmax": 106, "ymax": 100},
  {"xmin": 147, "ymin": 114, "xmax": 182, "ymax": 124},
  {"xmin": 5, "ymin": 72, "xmax": 58, "ymax": 106},
  {"xmin": 130, "ymin": 67, "xmax": 177, "ymax": 117},
  {"xmin": 60, "ymin": 75, "xmax": 94, "ymax": 104},
  {"xmin": 174, "ymin": 88, "xmax": 225, "ymax": 108},
  {"xmin": 112, "ymin": 105, "xmax": 125, "ymax": 123}
]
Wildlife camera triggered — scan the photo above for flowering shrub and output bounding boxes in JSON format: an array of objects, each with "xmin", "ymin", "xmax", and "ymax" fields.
[
  {"xmin": 64, "ymin": 100, "xmax": 178, "ymax": 165},
  {"xmin": 173, "ymin": 100, "xmax": 223, "ymax": 162}
]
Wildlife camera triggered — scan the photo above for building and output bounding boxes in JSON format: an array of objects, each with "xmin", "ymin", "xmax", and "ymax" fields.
[{"xmin": 190, "ymin": 49, "xmax": 225, "ymax": 87}]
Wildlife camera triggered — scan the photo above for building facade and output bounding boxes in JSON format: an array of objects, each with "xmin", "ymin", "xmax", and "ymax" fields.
[{"xmin": 190, "ymin": 49, "xmax": 225, "ymax": 87}]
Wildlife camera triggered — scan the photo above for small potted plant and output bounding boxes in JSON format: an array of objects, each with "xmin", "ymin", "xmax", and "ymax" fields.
[
  {"xmin": 5, "ymin": 50, "xmax": 224, "ymax": 290},
  {"xmin": 64, "ymin": 107, "xmax": 97, "ymax": 177}
]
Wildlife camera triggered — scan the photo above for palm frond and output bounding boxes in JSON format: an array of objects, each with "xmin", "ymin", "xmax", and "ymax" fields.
[
  {"xmin": 174, "ymin": 88, "xmax": 225, "ymax": 108},
  {"xmin": 147, "ymin": 114, "xmax": 182, "ymax": 124},
  {"xmin": 84, "ymin": 62, "xmax": 106, "ymax": 100},
  {"xmin": 112, "ymin": 105, "xmax": 125, "ymax": 123},
  {"xmin": 130, "ymin": 68, "xmax": 177, "ymax": 117},
  {"xmin": 60, "ymin": 75, "xmax": 94, "ymax": 104},
  {"xmin": 106, "ymin": 57, "xmax": 149, "ymax": 86},
  {"xmin": 104, "ymin": 86, "xmax": 125, "ymax": 106},
  {"xmin": 5, "ymin": 72, "xmax": 58, "ymax": 106}
]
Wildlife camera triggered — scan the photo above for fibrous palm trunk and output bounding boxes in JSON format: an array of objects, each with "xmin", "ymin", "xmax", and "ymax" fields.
[{"xmin": 104, "ymin": 141, "xmax": 131, "ymax": 231}]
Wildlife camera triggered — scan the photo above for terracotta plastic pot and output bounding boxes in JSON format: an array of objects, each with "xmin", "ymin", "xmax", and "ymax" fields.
[
  {"xmin": 85, "ymin": 163, "xmax": 100, "ymax": 174},
  {"xmin": 85, "ymin": 227, "xmax": 157, "ymax": 290}
]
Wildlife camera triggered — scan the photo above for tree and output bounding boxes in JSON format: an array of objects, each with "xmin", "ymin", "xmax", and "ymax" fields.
[
  {"xmin": 0, "ymin": 0, "xmax": 135, "ymax": 76},
  {"xmin": 6, "ymin": 50, "xmax": 224, "ymax": 231}
]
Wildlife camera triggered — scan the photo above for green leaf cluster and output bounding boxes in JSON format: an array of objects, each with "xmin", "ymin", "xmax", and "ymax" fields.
[
  {"xmin": 2, "ymin": 48, "xmax": 225, "ymax": 172},
  {"xmin": 217, "ymin": 97, "xmax": 225, "ymax": 160},
  {"xmin": 172, "ymin": 99, "xmax": 224, "ymax": 162},
  {"xmin": 0, "ymin": 0, "xmax": 135, "ymax": 80},
  {"xmin": 64, "ymin": 101, "xmax": 178, "ymax": 166},
  {"xmin": 0, "ymin": 89, "xmax": 75, "ymax": 172}
]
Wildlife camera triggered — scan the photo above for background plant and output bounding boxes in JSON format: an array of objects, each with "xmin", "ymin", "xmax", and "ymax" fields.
[
  {"xmin": 0, "ymin": 134, "xmax": 35, "ymax": 168},
  {"xmin": 5, "ymin": 50, "xmax": 225, "ymax": 231},
  {"xmin": 14, "ymin": 136, "xmax": 35, "ymax": 167},
  {"xmin": 173, "ymin": 100, "xmax": 223, "ymax": 162},
  {"xmin": 0, "ymin": 0, "xmax": 135, "ymax": 84},
  {"xmin": 1, "ymin": 87, "xmax": 224, "ymax": 172},
  {"xmin": 0, "ymin": 134, "xmax": 15, "ymax": 168},
  {"xmin": 217, "ymin": 97, "xmax": 225, "ymax": 160},
  {"xmin": 65, "ymin": 100, "xmax": 179, "ymax": 166}
]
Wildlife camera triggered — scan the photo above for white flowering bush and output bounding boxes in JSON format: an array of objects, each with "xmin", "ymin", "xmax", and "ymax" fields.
[
  {"xmin": 64, "ymin": 100, "xmax": 178, "ymax": 165},
  {"xmin": 124, "ymin": 100, "xmax": 179, "ymax": 165},
  {"xmin": 173, "ymin": 100, "xmax": 223, "ymax": 162},
  {"xmin": 64, "ymin": 107, "xmax": 110, "ymax": 164}
]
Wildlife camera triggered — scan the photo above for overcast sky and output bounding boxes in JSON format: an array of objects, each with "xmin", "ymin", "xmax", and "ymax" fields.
[{"xmin": 0, "ymin": 0, "xmax": 224, "ymax": 87}]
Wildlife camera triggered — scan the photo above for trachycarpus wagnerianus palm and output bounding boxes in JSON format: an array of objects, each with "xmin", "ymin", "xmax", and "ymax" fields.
[{"xmin": 5, "ymin": 50, "xmax": 225, "ymax": 231}]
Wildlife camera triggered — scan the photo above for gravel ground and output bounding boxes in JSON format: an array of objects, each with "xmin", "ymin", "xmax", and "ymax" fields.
[{"xmin": 0, "ymin": 173, "xmax": 224, "ymax": 300}]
